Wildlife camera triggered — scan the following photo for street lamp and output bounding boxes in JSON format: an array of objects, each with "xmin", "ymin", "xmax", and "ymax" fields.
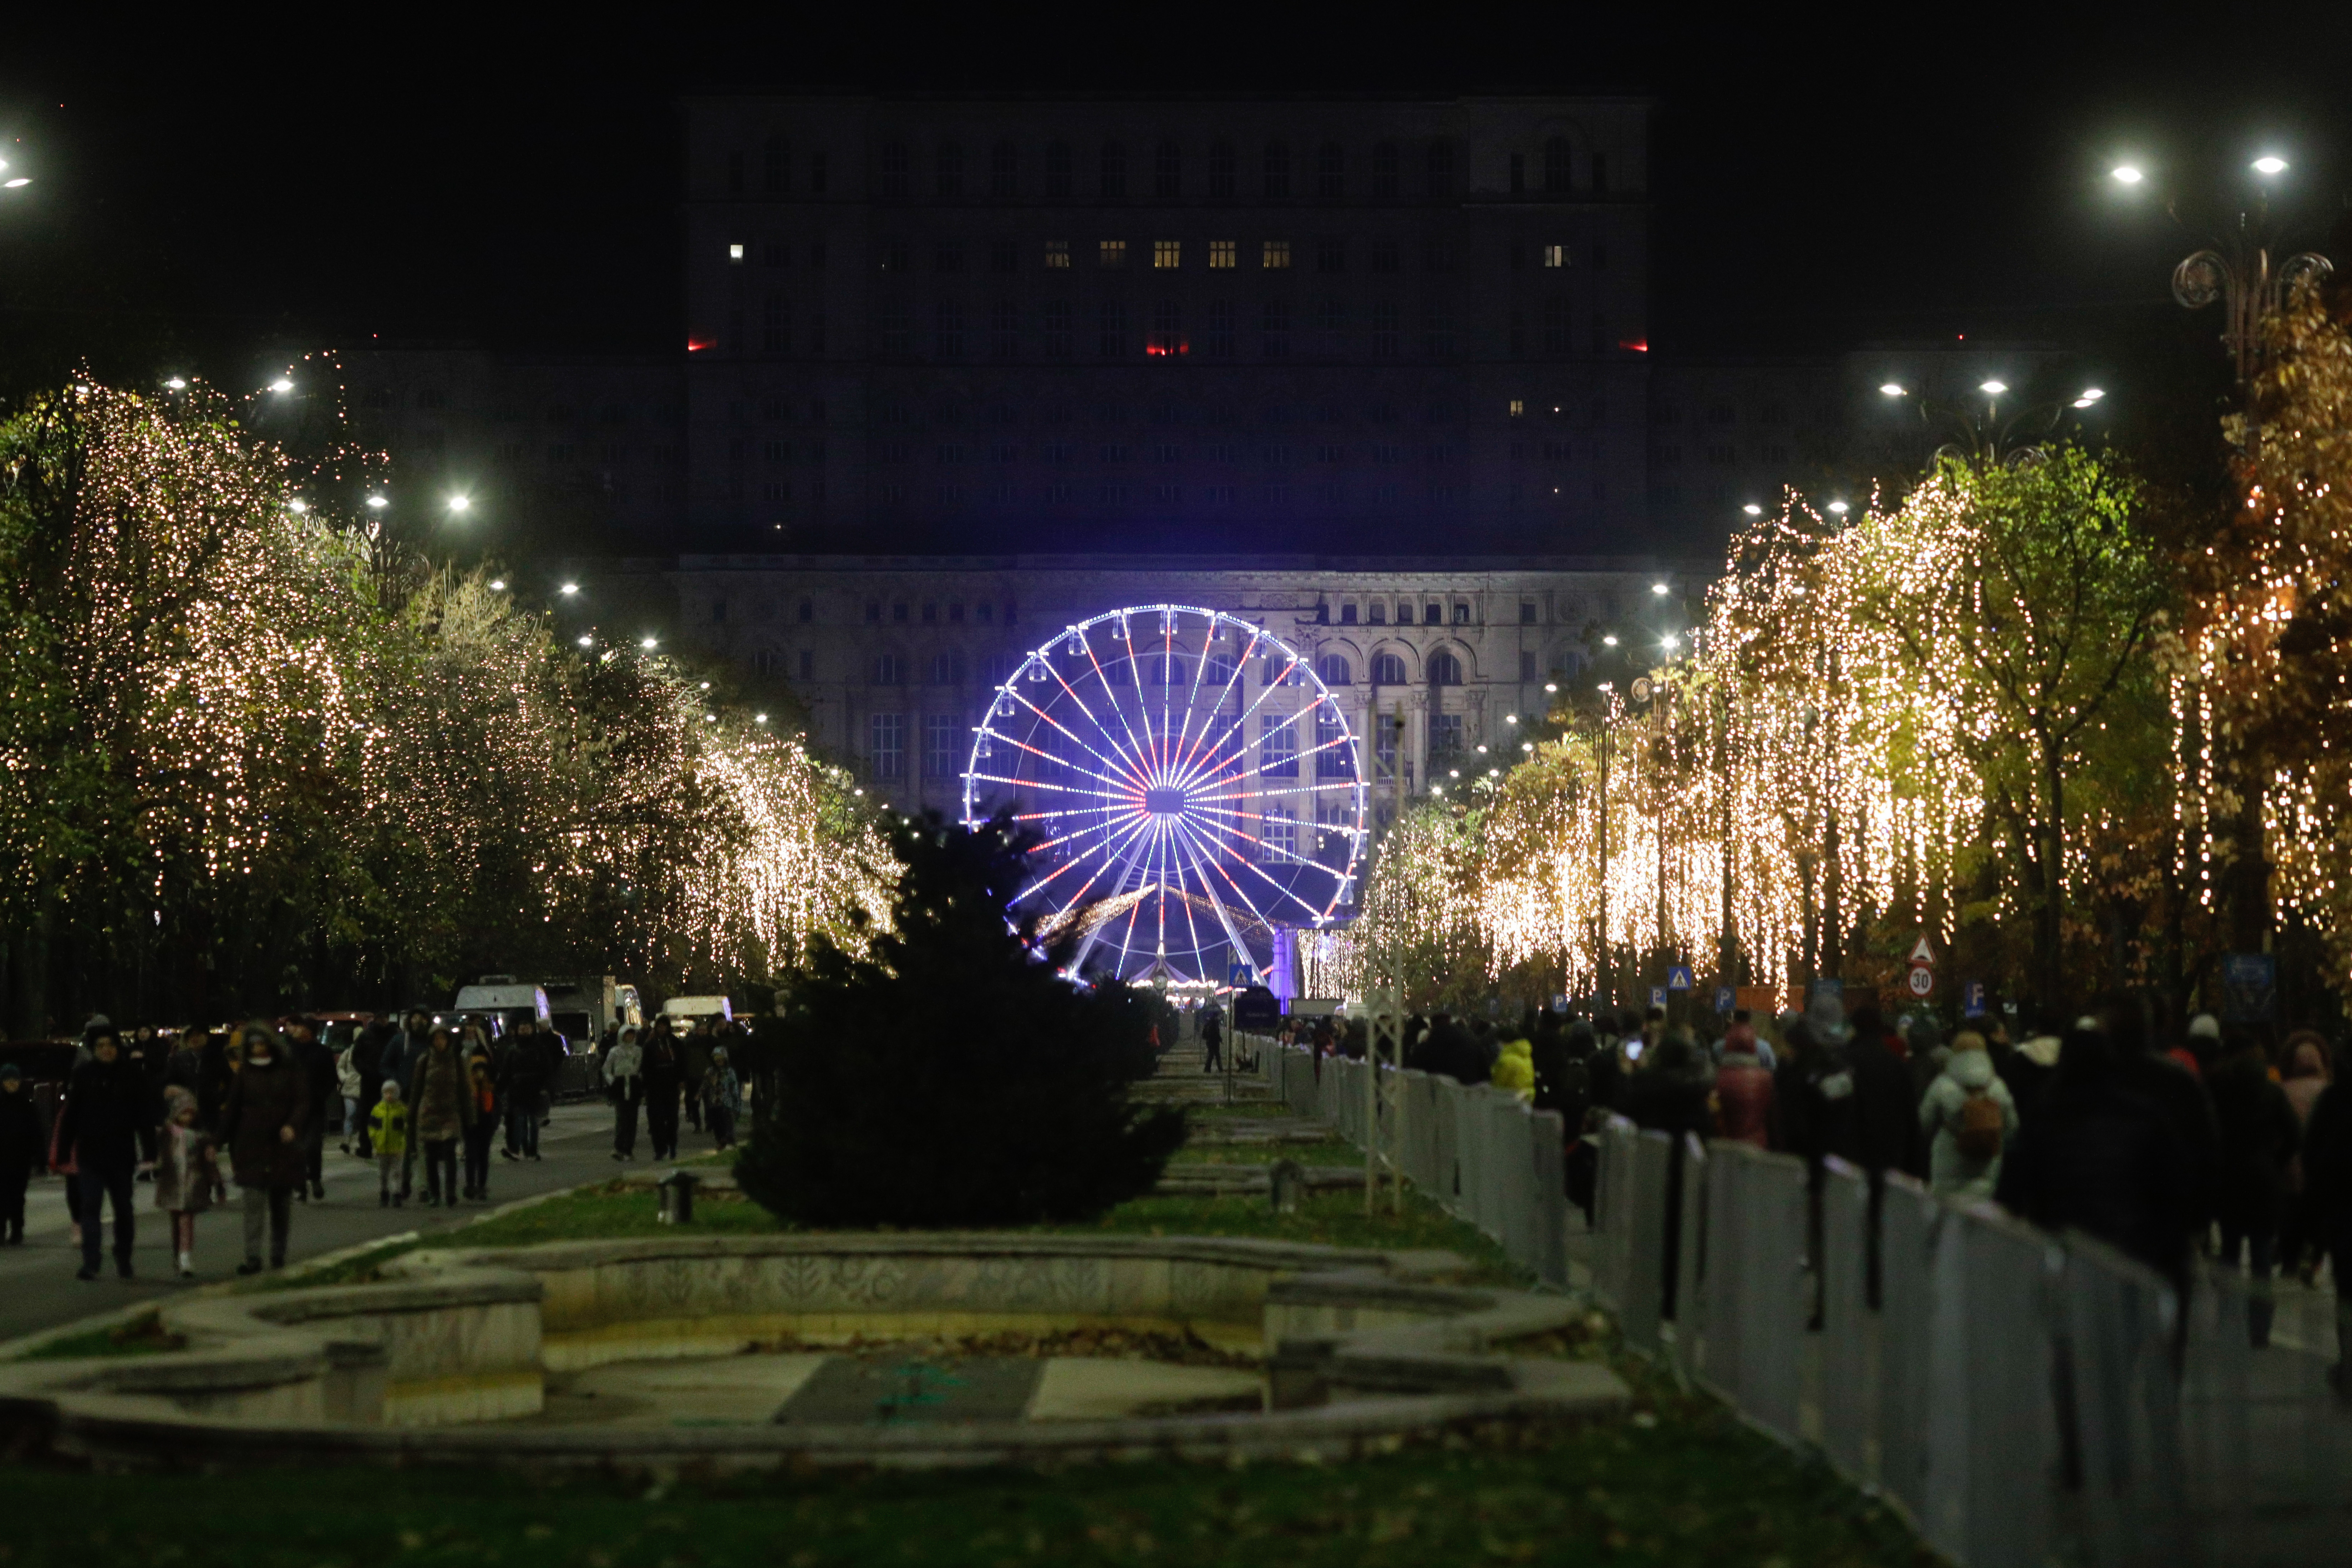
[
  {"xmin": 559, "ymin": 583, "xmax": 579, "ymax": 596},
  {"xmin": 2109, "ymin": 164, "xmax": 2145, "ymax": 186},
  {"xmin": 164, "ymin": 377, "xmax": 187, "ymax": 391},
  {"xmin": 269, "ymin": 379, "xmax": 295, "ymax": 394},
  {"xmin": 364, "ymin": 495, "xmax": 387, "ymax": 510},
  {"xmin": 446, "ymin": 495, "xmax": 471, "ymax": 515},
  {"xmin": 2128, "ymin": 154, "xmax": 2336, "ymax": 390},
  {"xmin": 640, "ymin": 636, "xmax": 659, "ymax": 650},
  {"xmin": 2251, "ymin": 156, "xmax": 2287, "ymax": 177},
  {"xmin": 576, "ymin": 635, "xmax": 593, "ymax": 648}
]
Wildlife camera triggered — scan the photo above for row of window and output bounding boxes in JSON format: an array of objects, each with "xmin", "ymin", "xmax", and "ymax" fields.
[
  {"xmin": 730, "ymin": 136, "xmax": 1595, "ymax": 202},
  {"xmin": 847, "ymin": 399, "xmax": 1575, "ymax": 430},
  {"xmin": 868, "ymin": 439, "xmax": 1464, "ymax": 465},
  {"xmin": 1653, "ymin": 444, "xmax": 1795, "ymax": 468},
  {"xmin": 867, "ymin": 478, "xmax": 1518, "ymax": 507},
  {"xmin": 843, "ymin": 299, "xmax": 1604, "ymax": 361}
]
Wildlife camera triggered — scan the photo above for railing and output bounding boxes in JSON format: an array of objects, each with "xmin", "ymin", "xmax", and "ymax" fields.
[{"xmin": 1234, "ymin": 1037, "xmax": 2352, "ymax": 1567}]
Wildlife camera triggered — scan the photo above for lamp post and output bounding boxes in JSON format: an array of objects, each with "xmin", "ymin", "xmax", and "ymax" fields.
[{"xmin": 2124, "ymin": 155, "xmax": 2335, "ymax": 392}]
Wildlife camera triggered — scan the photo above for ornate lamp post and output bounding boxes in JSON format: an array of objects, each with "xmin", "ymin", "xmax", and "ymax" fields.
[{"xmin": 2162, "ymin": 177, "xmax": 2332, "ymax": 392}]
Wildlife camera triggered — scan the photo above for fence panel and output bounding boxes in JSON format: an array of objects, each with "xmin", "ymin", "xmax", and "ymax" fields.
[
  {"xmin": 1732, "ymin": 1145, "xmax": 1809, "ymax": 1443},
  {"xmin": 2059, "ymin": 1234, "xmax": 2188, "ymax": 1568},
  {"xmin": 1670, "ymin": 1134, "xmax": 1707, "ymax": 1382},
  {"xmin": 1530, "ymin": 1109, "xmax": 1570, "ymax": 1288},
  {"xmin": 1877, "ymin": 1173, "xmax": 1937, "ymax": 1524},
  {"xmin": 1819, "ymin": 1157, "xmax": 1873, "ymax": 1485},
  {"xmin": 1921, "ymin": 1202, "xmax": 2057, "ymax": 1568},
  {"xmin": 1617, "ymin": 1129, "xmax": 1673, "ymax": 1355}
]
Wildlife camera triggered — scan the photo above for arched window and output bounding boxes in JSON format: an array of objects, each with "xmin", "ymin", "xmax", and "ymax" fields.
[
  {"xmin": 1316, "ymin": 653, "xmax": 1352, "ymax": 686},
  {"xmin": 1427, "ymin": 650, "xmax": 1463, "ymax": 686},
  {"xmin": 1371, "ymin": 651, "xmax": 1408, "ymax": 685},
  {"xmin": 1543, "ymin": 136, "xmax": 1572, "ymax": 193}
]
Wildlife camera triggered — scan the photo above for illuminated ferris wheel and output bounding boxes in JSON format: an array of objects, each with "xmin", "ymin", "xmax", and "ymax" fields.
[{"xmin": 962, "ymin": 605, "xmax": 1365, "ymax": 986}]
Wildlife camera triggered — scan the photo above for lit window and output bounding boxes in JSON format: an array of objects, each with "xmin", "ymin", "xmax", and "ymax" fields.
[
  {"xmin": 727, "ymin": 242, "xmax": 745, "ymax": 262},
  {"xmin": 1542, "ymin": 243, "xmax": 1566, "ymax": 268},
  {"xmin": 1098, "ymin": 239, "xmax": 1127, "ymax": 269},
  {"xmin": 1508, "ymin": 399, "xmax": 1525, "ymax": 418},
  {"xmin": 1044, "ymin": 239, "xmax": 1070, "ymax": 269},
  {"xmin": 1209, "ymin": 238, "xmax": 1236, "ymax": 269},
  {"xmin": 1262, "ymin": 239, "xmax": 1291, "ymax": 269},
  {"xmin": 1153, "ymin": 239, "xmax": 1180, "ymax": 269}
]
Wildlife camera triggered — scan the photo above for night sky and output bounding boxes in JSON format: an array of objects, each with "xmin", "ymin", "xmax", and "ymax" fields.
[{"xmin": 3, "ymin": 7, "xmax": 2349, "ymax": 389}]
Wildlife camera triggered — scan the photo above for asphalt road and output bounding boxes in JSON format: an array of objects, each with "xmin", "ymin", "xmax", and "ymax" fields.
[{"xmin": 0, "ymin": 1097, "xmax": 698, "ymax": 1346}]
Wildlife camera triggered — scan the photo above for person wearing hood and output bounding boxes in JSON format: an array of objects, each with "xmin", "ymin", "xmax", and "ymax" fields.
[
  {"xmin": 1490, "ymin": 1036, "xmax": 1535, "ymax": 1102},
  {"xmin": 58, "ymin": 1024, "xmax": 152, "ymax": 1280},
  {"xmin": 1712, "ymin": 1020, "xmax": 1775, "ymax": 1150},
  {"xmin": 0, "ymin": 1062, "xmax": 46, "ymax": 1245},
  {"xmin": 460, "ymin": 1042, "xmax": 499, "ymax": 1201},
  {"xmin": 153, "ymin": 1084, "xmax": 225, "ymax": 1277},
  {"xmin": 216, "ymin": 1023, "xmax": 311, "ymax": 1275},
  {"xmin": 406, "ymin": 1027, "xmax": 474, "ymax": 1207},
  {"xmin": 704, "ymin": 1045, "xmax": 744, "ymax": 1150},
  {"xmin": 2280, "ymin": 1032, "xmax": 2332, "ymax": 1283},
  {"xmin": 604, "ymin": 1026, "xmax": 645, "ymax": 1161},
  {"xmin": 349, "ymin": 1022, "xmax": 387, "ymax": 1157},
  {"xmin": 1920, "ymin": 1030, "xmax": 2018, "ymax": 1199},
  {"xmin": 284, "ymin": 1017, "xmax": 334, "ymax": 1203}
]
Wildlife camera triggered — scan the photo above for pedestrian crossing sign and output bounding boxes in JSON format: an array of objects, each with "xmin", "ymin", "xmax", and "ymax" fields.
[{"xmin": 1666, "ymin": 965, "xmax": 1693, "ymax": 991}]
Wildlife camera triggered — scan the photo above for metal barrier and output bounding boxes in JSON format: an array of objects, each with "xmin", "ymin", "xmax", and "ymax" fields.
[
  {"xmin": 1239, "ymin": 1037, "xmax": 1571, "ymax": 1289},
  {"xmin": 1238, "ymin": 1031, "xmax": 2352, "ymax": 1567}
]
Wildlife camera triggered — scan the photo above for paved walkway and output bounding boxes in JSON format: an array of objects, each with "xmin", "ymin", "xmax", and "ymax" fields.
[{"xmin": 0, "ymin": 1098, "xmax": 703, "ymax": 1346}]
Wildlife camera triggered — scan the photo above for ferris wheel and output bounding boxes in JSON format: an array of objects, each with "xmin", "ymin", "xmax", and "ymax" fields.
[{"xmin": 962, "ymin": 604, "xmax": 1365, "ymax": 986}]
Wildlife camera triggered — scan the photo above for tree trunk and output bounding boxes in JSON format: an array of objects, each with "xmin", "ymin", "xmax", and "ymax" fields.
[{"xmin": 2040, "ymin": 734, "xmax": 2066, "ymax": 1011}]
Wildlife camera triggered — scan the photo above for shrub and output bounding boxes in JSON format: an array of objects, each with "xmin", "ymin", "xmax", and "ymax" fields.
[{"xmin": 736, "ymin": 813, "xmax": 1186, "ymax": 1226}]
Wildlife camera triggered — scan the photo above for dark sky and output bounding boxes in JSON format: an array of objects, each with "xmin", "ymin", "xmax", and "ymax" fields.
[{"xmin": 3, "ymin": 5, "xmax": 2349, "ymax": 385}]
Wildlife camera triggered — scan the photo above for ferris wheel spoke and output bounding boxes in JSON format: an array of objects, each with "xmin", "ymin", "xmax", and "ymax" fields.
[
  {"xmin": 1165, "ymin": 817, "xmax": 1258, "ymax": 978},
  {"xmin": 1068, "ymin": 813, "xmax": 1167, "ymax": 975},
  {"xmin": 993, "ymin": 687, "xmax": 1148, "ymax": 793},
  {"xmin": 1170, "ymin": 681, "xmax": 1320, "ymax": 795},
  {"xmin": 1018, "ymin": 806, "xmax": 1158, "ymax": 909},
  {"xmin": 1044, "ymin": 662, "xmax": 1153, "ymax": 793},
  {"xmin": 1164, "ymin": 626, "xmax": 1266, "ymax": 788}
]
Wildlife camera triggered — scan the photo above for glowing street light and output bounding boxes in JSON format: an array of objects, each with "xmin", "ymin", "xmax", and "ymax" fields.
[
  {"xmin": 446, "ymin": 495, "xmax": 471, "ymax": 514},
  {"xmin": 559, "ymin": 583, "xmax": 579, "ymax": 596},
  {"xmin": 754, "ymin": 713, "xmax": 769, "ymax": 725},
  {"xmin": 1827, "ymin": 500, "xmax": 1851, "ymax": 515},
  {"xmin": 1742, "ymin": 503, "xmax": 1762, "ymax": 516},
  {"xmin": 576, "ymin": 635, "xmax": 593, "ymax": 648},
  {"xmin": 269, "ymin": 378, "xmax": 295, "ymax": 394},
  {"xmin": 488, "ymin": 579, "xmax": 507, "ymax": 592},
  {"xmin": 286, "ymin": 499, "xmax": 308, "ymax": 515},
  {"xmin": 1880, "ymin": 383, "xmax": 1907, "ymax": 397},
  {"xmin": 164, "ymin": 377, "xmax": 187, "ymax": 391},
  {"xmin": 1651, "ymin": 582, "xmax": 1670, "ymax": 595},
  {"xmin": 1543, "ymin": 682, "xmax": 1558, "ymax": 694},
  {"xmin": 1602, "ymin": 634, "xmax": 1619, "ymax": 648},
  {"xmin": 2251, "ymin": 156, "xmax": 2287, "ymax": 176},
  {"xmin": 364, "ymin": 495, "xmax": 387, "ymax": 510},
  {"xmin": 1661, "ymin": 634, "xmax": 1681, "ymax": 652},
  {"xmin": 1, "ymin": 178, "xmax": 27, "ymax": 191},
  {"xmin": 640, "ymin": 637, "xmax": 659, "ymax": 650},
  {"xmin": 1979, "ymin": 380, "xmax": 2008, "ymax": 395},
  {"xmin": 2110, "ymin": 164, "xmax": 2145, "ymax": 185}
]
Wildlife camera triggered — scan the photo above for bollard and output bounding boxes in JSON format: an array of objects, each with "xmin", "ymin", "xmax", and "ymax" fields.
[
  {"xmin": 1269, "ymin": 1158, "xmax": 1306, "ymax": 1214},
  {"xmin": 658, "ymin": 1169, "xmax": 699, "ymax": 1225}
]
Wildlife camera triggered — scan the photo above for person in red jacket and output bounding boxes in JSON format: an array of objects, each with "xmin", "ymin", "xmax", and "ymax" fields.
[{"xmin": 1712, "ymin": 1018, "xmax": 1775, "ymax": 1149}]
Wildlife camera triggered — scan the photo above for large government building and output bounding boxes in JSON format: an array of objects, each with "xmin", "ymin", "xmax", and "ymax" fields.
[{"xmin": 345, "ymin": 93, "xmax": 2088, "ymax": 823}]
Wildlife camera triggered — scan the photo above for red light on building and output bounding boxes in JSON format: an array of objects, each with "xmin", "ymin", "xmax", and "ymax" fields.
[
  {"xmin": 1618, "ymin": 338, "xmax": 1649, "ymax": 353},
  {"xmin": 687, "ymin": 338, "xmax": 716, "ymax": 353}
]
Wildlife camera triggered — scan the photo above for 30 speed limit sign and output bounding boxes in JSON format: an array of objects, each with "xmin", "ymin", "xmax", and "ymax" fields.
[{"xmin": 1906, "ymin": 965, "xmax": 1934, "ymax": 998}]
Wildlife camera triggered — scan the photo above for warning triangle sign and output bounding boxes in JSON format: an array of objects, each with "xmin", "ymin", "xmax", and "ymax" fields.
[{"xmin": 1908, "ymin": 937, "xmax": 1936, "ymax": 966}]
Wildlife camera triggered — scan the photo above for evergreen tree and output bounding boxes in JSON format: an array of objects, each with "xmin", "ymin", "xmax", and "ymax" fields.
[{"xmin": 736, "ymin": 812, "xmax": 1187, "ymax": 1227}]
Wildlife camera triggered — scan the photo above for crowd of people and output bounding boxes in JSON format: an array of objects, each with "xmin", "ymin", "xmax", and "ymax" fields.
[
  {"xmin": 3, "ymin": 1012, "xmax": 579, "ymax": 1282},
  {"xmin": 597, "ymin": 1014, "xmax": 750, "ymax": 1161},
  {"xmin": 1303, "ymin": 990, "xmax": 2349, "ymax": 1365}
]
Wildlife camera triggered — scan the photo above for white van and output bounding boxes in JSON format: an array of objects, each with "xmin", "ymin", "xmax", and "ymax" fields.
[
  {"xmin": 661, "ymin": 995, "xmax": 733, "ymax": 1023},
  {"xmin": 453, "ymin": 977, "xmax": 554, "ymax": 1035}
]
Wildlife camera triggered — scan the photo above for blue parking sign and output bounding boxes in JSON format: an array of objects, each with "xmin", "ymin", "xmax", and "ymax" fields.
[
  {"xmin": 1962, "ymin": 981, "xmax": 1986, "ymax": 1018},
  {"xmin": 1667, "ymin": 964, "xmax": 1693, "ymax": 992},
  {"xmin": 1649, "ymin": 986, "xmax": 1667, "ymax": 1009},
  {"xmin": 1714, "ymin": 985, "xmax": 1735, "ymax": 1015}
]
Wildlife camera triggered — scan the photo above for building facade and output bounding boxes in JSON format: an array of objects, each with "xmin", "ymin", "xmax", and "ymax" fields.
[
  {"xmin": 680, "ymin": 95, "xmax": 1653, "ymax": 554},
  {"xmin": 662, "ymin": 553, "xmax": 1695, "ymax": 819}
]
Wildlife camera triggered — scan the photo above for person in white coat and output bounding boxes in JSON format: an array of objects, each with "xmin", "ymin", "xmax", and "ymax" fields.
[
  {"xmin": 1919, "ymin": 1031, "xmax": 2019, "ymax": 1199},
  {"xmin": 603, "ymin": 1027, "xmax": 645, "ymax": 1161}
]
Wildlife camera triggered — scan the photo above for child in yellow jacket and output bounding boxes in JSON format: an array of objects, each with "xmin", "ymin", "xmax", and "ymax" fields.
[{"xmin": 369, "ymin": 1082, "xmax": 410, "ymax": 1207}]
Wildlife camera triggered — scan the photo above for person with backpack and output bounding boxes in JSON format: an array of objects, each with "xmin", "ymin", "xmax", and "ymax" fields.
[{"xmin": 1919, "ymin": 1029, "xmax": 2018, "ymax": 1198}]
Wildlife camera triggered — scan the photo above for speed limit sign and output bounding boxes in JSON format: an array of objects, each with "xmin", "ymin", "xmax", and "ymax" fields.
[{"xmin": 1906, "ymin": 965, "xmax": 1934, "ymax": 998}]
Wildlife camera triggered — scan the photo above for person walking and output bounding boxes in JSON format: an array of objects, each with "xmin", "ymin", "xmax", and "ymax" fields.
[
  {"xmin": 704, "ymin": 1045, "xmax": 743, "ymax": 1150},
  {"xmin": 1712, "ymin": 1020, "xmax": 1775, "ymax": 1150},
  {"xmin": 285, "ymin": 1017, "xmax": 334, "ymax": 1202},
  {"xmin": 350, "ymin": 1022, "xmax": 387, "ymax": 1157},
  {"xmin": 334, "ymin": 1035, "xmax": 363, "ymax": 1155},
  {"xmin": 681, "ymin": 1019, "xmax": 715, "ymax": 1134},
  {"xmin": 461, "ymin": 1045, "xmax": 498, "ymax": 1201},
  {"xmin": 2280, "ymin": 1032, "xmax": 2332, "ymax": 1282},
  {"xmin": 642, "ymin": 1019, "xmax": 683, "ymax": 1162},
  {"xmin": 154, "ymin": 1085, "xmax": 226, "ymax": 1278},
  {"xmin": 497, "ymin": 1018, "xmax": 552, "ymax": 1162},
  {"xmin": 217, "ymin": 1023, "xmax": 311, "ymax": 1275},
  {"xmin": 604, "ymin": 1026, "xmax": 645, "ymax": 1161},
  {"xmin": 57, "ymin": 1024, "xmax": 149, "ymax": 1281},
  {"xmin": 369, "ymin": 1082, "xmax": 409, "ymax": 1207},
  {"xmin": 1200, "ymin": 1005, "xmax": 1224, "ymax": 1074},
  {"xmin": 1919, "ymin": 1030, "xmax": 2019, "ymax": 1199},
  {"xmin": 2208, "ymin": 1026, "xmax": 2302, "ymax": 1348},
  {"xmin": 0, "ymin": 1062, "xmax": 46, "ymax": 1245},
  {"xmin": 406, "ymin": 1027, "xmax": 472, "ymax": 1207},
  {"xmin": 381, "ymin": 1011, "xmax": 429, "ymax": 1192}
]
